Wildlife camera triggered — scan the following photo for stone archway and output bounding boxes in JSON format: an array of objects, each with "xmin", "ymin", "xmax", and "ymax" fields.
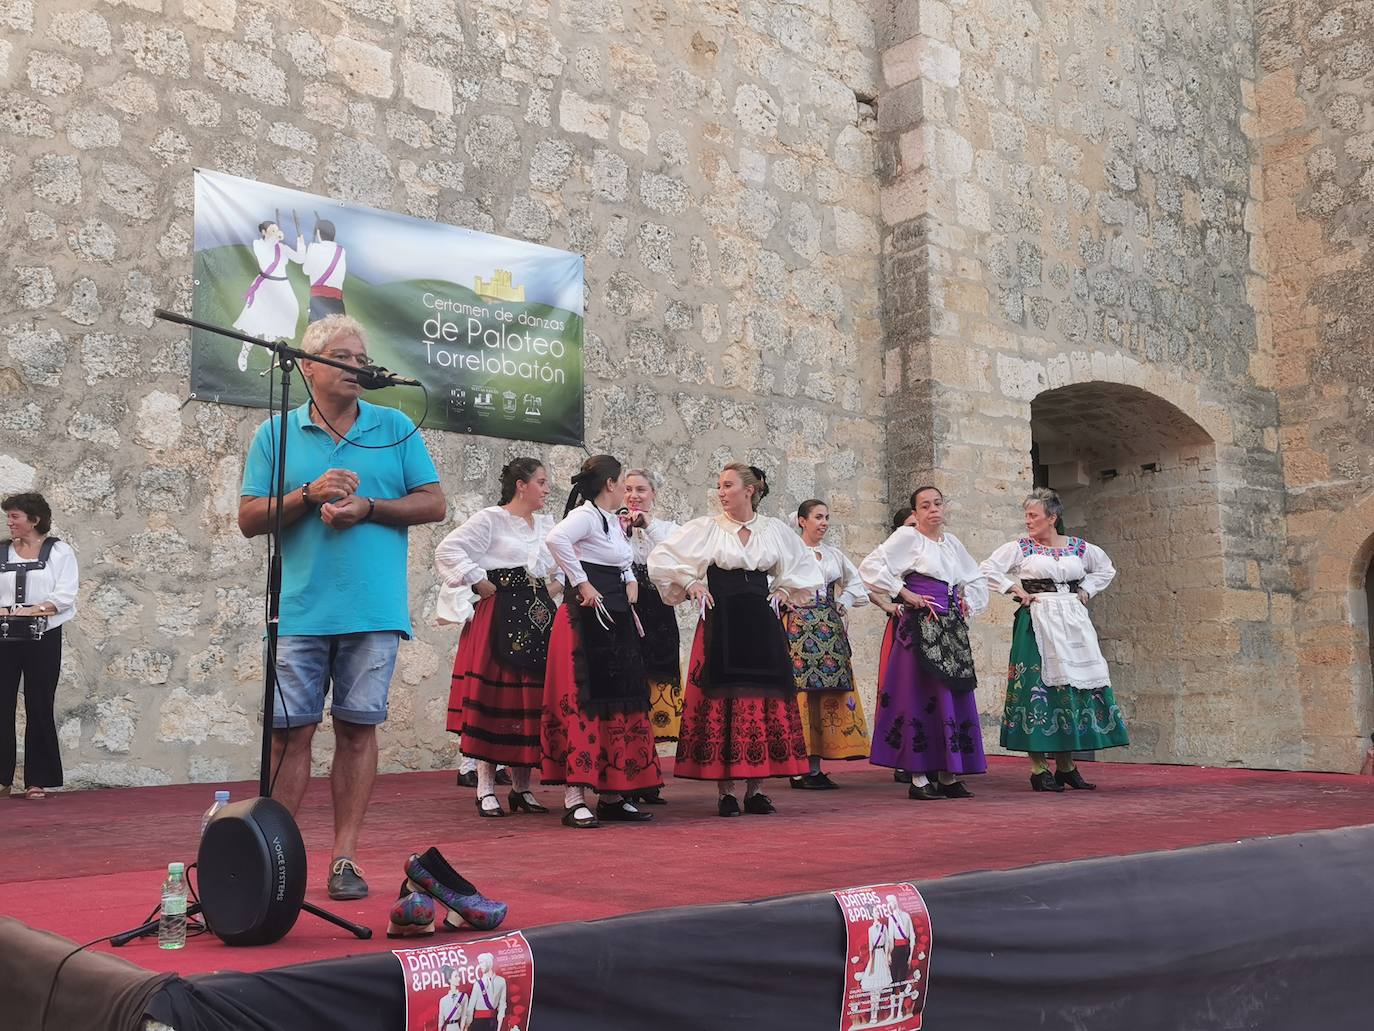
[{"xmin": 1030, "ymin": 382, "xmax": 1223, "ymax": 763}]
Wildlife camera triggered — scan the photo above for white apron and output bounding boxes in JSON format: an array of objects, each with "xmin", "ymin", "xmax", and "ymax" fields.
[{"xmin": 1027, "ymin": 589, "xmax": 1110, "ymax": 690}]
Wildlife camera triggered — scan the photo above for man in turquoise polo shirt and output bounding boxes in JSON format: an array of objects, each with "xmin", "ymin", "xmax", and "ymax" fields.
[{"xmin": 239, "ymin": 314, "xmax": 445, "ymax": 900}]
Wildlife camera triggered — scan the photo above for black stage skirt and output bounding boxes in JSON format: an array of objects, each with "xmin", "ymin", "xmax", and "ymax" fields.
[
  {"xmin": 700, "ymin": 565, "xmax": 794, "ymax": 698},
  {"xmin": 488, "ymin": 566, "xmax": 556, "ymax": 671},
  {"xmin": 568, "ymin": 562, "xmax": 650, "ymax": 716},
  {"xmin": 632, "ymin": 561, "xmax": 680, "ymax": 678}
]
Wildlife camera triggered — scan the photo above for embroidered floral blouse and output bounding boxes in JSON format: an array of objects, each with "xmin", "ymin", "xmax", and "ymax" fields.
[{"xmin": 979, "ymin": 537, "xmax": 1116, "ymax": 598}]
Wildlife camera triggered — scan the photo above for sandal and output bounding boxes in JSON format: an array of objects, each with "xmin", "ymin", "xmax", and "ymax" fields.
[{"xmin": 24, "ymin": 787, "xmax": 46, "ymax": 800}]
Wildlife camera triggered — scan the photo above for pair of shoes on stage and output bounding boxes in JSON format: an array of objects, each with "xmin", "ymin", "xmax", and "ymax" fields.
[
  {"xmin": 789, "ymin": 772, "xmax": 840, "ymax": 790},
  {"xmin": 476, "ymin": 790, "xmax": 549, "ymax": 817},
  {"xmin": 718, "ymin": 793, "xmax": 777, "ymax": 817},
  {"xmin": 390, "ymin": 847, "xmax": 509, "ymax": 938},
  {"xmin": 628, "ymin": 788, "xmax": 668, "ymax": 805},
  {"xmin": 907, "ymin": 780, "xmax": 975, "ymax": 801}
]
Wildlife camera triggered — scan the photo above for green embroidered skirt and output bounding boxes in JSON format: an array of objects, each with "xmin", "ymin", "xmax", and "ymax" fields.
[{"xmin": 999, "ymin": 607, "xmax": 1129, "ymax": 753}]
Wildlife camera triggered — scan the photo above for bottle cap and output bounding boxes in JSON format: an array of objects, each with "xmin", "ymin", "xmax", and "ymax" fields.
[
  {"xmin": 168, "ymin": 862, "xmax": 185, "ymax": 875},
  {"xmin": 214, "ymin": 790, "xmax": 230, "ymax": 801}
]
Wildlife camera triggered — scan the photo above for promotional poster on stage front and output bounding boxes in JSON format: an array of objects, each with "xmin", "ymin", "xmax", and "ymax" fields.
[
  {"xmin": 191, "ymin": 169, "xmax": 585, "ymax": 446},
  {"xmin": 393, "ymin": 930, "xmax": 535, "ymax": 1031},
  {"xmin": 834, "ymin": 882, "xmax": 933, "ymax": 1031}
]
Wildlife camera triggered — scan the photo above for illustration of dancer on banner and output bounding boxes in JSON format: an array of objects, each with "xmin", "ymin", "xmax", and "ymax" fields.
[
  {"xmin": 232, "ymin": 209, "xmax": 302, "ymax": 371},
  {"xmin": 394, "ymin": 931, "xmax": 534, "ymax": 1031},
  {"xmin": 834, "ymin": 883, "xmax": 932, "ymax": 1030},
  {"xmin": 298, "ymin": 210, "xmax": 348, "ymax": 322}
]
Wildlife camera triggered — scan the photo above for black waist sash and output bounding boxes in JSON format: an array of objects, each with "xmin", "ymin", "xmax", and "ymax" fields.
[
  {"xmin": 632, "ymin": 561, "xmax": 680, "ymax": 677},
  {"xmin": 569, "ymin": 562, "xmax": 649, "ymax": 716},
  {"xmin": 487, "ymin": 566, "xmax": 555, "ymax": 671},
  {"xmin": 1022, "ymin": 578, "xmax": 1083, "ymax": 594},
  {"xmin": 700, "ymin": 565, "xmax": 794, "ymax": 698}
]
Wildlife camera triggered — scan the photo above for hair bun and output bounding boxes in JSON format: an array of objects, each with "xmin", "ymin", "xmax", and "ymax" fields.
[{"xmin": 748, "ymin": 466, "xmax": 769, "ymax": 500}]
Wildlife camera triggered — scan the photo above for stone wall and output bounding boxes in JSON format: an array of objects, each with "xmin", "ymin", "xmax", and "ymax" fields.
[
  {"xmin": 876, "ymin": 0, "xmax": 1304, "ymax": 767},
  {"xmin": 1255, "ymin": 0, "xmax": 1374, "ymax": 770},
  {"xmin": 0, "ymin": 0, "xmax": 890, "ymax": 786}
]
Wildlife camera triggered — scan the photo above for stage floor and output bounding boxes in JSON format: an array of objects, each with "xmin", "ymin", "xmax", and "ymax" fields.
[{"xmin": 2, "ymin": 757, "xmax": 1370, "ymax": 976}]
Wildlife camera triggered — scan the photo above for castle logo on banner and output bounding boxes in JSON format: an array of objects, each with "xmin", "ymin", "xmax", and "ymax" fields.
[
  {"xmin": 393, "ymin": 931, "xmax": 535, "ymax": 1031},
  {"xmin": 834, "ymin": 883, "xmax": 933, "ymax": 1031}
]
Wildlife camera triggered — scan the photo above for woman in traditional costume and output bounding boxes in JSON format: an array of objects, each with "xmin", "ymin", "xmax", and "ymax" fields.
[
  {"xmin": 233, "ymin": 218, "xmax": 302, "ymax": 371},
  {"xmin": 542, "ymin": 455, "xmax": 662, "ymax": 828},
  {"xmin": 979, "ymin": 488, "xmax": 1128, "ymax": 792},
  {"xmin": 784, "ymin": 499, "xmax": 870, "ymax": 789},
  {"xmin": 435, "ymin": 458, "xmax": 559, "ymax": 817},
  {"xmin": 648, "ymin": 463, "xmax": 822, "ymax": 817},
  {"xmin": 859, "ymin": 486, "xmax": 988, "ymax": 800},
  {"xmin": 622, "ymin": 468, "xmax": 683, "ymax": 804}
]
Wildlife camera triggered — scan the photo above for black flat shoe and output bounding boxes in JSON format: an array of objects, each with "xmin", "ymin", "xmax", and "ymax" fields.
[
  {"xmin": 632, "ymin": 788, "xmax": 667, "ymax": 805},
  {"xmin": 789, "ymin": 776, "xmax": 808, "ymax": 789},
  {"xmin": 596, "ymin": 799, "xmax": 654, "ymax": 822},
  {"xmin": 811, "ymin": 772, "xmax": 839, "ymax": 790},
  {"xmin": 494, "ymin": 768, "xmax": 513, "ymax": 786},
  {"xmin": 455, "ymin": 770, "xmax": 478, "ymax": 788},
  {"xmin": 1030, "ymin": 771, "xmax": 1065, "ymax": 793},
  {"xmin": 475, "ymin": 793, "xmax": 508, "ymax": 817},
  {"xmin": 937, "ymin": 780, "xmax": 975, "ymax": 799},
  {"xmin": 893, "ymin": 770, "xmax": 912, "ymax": 783},
  {"xmin": 743, "ymin": 793, "xmax": 776, "ymax": 815},
  {"xmin": 1054, "ymin": 768, "xmax": 1097, "ymax": 791},
  {"xmin": 718, "ymin": 794, "xmax": 741, "ymax": 817},
  {"xmin": 508, "ymin": 790, "xmax": 548, "ymax": 814},
  {"xmin": 907, "ymin": 782, "xmax": 942, "ymax": 801},
  {"xmin": 561, "ymin": 805, "xmax": 600, "ymax": 828}
]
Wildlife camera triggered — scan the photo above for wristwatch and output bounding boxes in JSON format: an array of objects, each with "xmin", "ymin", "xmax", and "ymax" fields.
[{"xmin": 301, "ymin": 482, "xmax": 314, "ymax": 504}]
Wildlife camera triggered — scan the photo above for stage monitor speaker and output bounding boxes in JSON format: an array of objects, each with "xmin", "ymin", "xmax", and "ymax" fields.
[{"xmin": 196, "ymin": 796, "xmax": 308, "ymax": 946}]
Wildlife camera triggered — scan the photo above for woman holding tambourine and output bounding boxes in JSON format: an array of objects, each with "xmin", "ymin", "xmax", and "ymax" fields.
[{"xmin": 2, "ymin": 492, "xmax": 78, "ymax": 800}]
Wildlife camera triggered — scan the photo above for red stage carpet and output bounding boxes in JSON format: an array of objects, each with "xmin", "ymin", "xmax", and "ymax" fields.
[{"xmin": 2, "ymin": 756, "xmax": 1370, "ymax": 976}]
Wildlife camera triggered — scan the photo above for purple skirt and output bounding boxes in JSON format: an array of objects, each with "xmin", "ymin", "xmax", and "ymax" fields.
[{"xmin": 869, "ymin": 572, "xmax": 987, "ymax": 775}]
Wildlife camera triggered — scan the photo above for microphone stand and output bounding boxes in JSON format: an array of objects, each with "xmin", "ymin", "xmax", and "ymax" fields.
[{"xmin": 117, "ymin": 308, "xmax": 375, "ymax": 943}]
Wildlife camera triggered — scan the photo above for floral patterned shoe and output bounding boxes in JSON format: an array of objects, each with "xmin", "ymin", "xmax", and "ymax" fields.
[
  {"xmin": 403, "ymin": 849, "xmax": 508, "ymax": 932},
  {"xmin": 387, "ymin": 891, "xmax": 436, "ymax": 939}
]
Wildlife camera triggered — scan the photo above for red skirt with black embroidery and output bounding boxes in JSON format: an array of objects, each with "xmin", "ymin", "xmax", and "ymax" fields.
[
  {"xmin": 674, "ymin": 619, "xmax": 810, "ymax": 781},
  {"xmin": 446, "ymin": 596, "xmax": 544, "ymax": 768},
  {"xmin": 540, "ymin": 606, "xmax": 663, "ymax": 793}
]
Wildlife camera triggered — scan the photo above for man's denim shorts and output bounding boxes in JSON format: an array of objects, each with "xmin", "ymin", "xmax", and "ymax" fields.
[{"xmin": 272, "ymin": 632, "xmax": 400, "ymax": 728}]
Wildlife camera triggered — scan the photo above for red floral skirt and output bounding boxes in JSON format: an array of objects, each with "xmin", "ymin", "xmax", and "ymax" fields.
[
  {"xmin": 446, "ymin": 596, "xmax": 544, "ymax": 767},
  {"xmin": 674, "ymin": 620, "xmax": 809, "ymax": 781},
  {"xmin": 540, "ymin": 606, "xmax": 663, "ymax": 792}
]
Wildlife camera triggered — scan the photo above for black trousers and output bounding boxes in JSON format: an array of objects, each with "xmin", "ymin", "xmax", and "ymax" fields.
[{"xmin": 0, "ymin": 624, "xmax": 64, "ymax": 788}]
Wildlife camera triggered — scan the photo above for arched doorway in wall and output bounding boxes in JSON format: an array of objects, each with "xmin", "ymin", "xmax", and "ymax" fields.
[{"xmin": 1029, "ymin": 382, "xmax": 1222, "ymax": 763}]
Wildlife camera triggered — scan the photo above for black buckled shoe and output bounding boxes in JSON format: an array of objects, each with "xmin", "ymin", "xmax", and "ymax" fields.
[
  {"xmin": 561, "ymin": 805, "xmax": 601, "ymax": 828},
  {"xmin": 743, "ymin": 792, "xmax": 776, "ymax": 815},
  {"xmin": 718, "ymin": 794, "xmax": 742, "ymax": 817},
  {"xmin": 937, "ymin": 779, "xmax": 975, "ymax": 799},
  {"xmin": 475, "ymin": 793, "xmax": 508, "ymax": 817},
  {"xmin": 455, "ymin": 770, "xmax": 478, "ymax": 788},
  {"xmin": 1030, "ymin": 770, "xmax": 1065, "ymax": 793},
  {"xmin": 596, "ymin": 799, "xmax": 654, "ymax": 822},
  {"xmin": 1054, "ymin": 768, "xmax": 1097, "ymax": 791},
  {"xmin": 494, "ymin": 768, "xmax": 513, "ymax": 786},
  {"xmin": 508, "ymin": 790, "xmax": 548, "ymax": 814},
  {"xmin": 907, "ymin": 782, "xmax": 942, "ymax": 801}
]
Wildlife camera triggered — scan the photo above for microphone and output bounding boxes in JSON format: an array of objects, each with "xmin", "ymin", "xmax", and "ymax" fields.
[{"xmin": 353, "ymin": 364, "xmax": 421, "ymax": 389}]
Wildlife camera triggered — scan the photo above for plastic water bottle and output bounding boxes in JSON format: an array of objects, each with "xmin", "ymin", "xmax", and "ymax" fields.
[
  {"xmin": 158, "ymin": 862, "xmax": 188, "ymax": 950},
  {"xmin": 201, "ymin": 790, "xmax": 230, "ymax": 837}
]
